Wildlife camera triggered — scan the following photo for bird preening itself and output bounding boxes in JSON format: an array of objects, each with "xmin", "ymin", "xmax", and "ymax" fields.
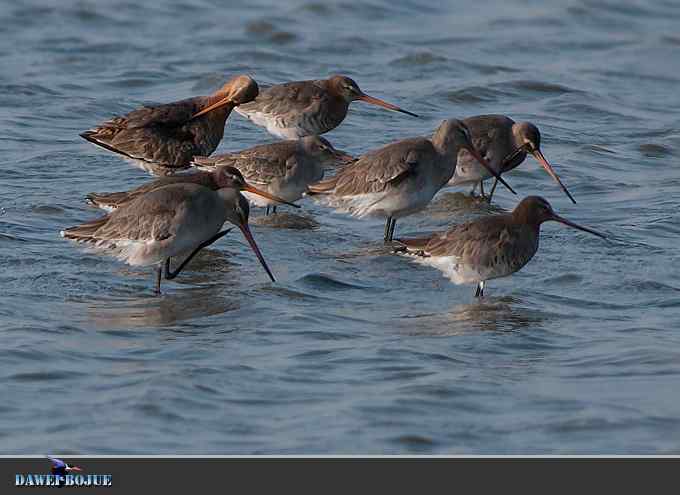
[
  {"xmin": 231, "ymin": 74, "xmax": 418, "ymax": 139},
  {"xmin": 396, "ymin": 196, "xmax": 606, "ymax": 297},
  {"xmin": 447, "ymin": 115, "xmax": 575, "ymax": 203},
  {"xmin": 308, "ymin": 119, "xmax": 516, "ymax": 242},
  {"xmin": 80, "ymin": 75, "xmax": 259, "ymax": 172},
  {"xmin": 63, "ymin": 167, "xmax": 297, "ymax": 294},
  {"xmin": 192, "ymin": 135, "xmax": 354, "ymax": 215}
]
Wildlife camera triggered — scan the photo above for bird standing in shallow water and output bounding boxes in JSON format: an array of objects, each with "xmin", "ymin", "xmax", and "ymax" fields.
[
  {"xmin": 396, "ymin": 196, "xmax": 606, "ymax": 297},
  {"xmin": 308, "ymin": 119, "xmax": 516, "ymax": 242},
  {"xmin": 192, "ymin": 136, "xmax": 354, "ymax": 215},
  {"xmin": 227, "ymin": 74, "xmax": 418, "ymax": 139},
  {"xmin": 80, "ymin": 75, "xmax": 258, "ymax": 172},
  {"xmin": 62, "ymin": 168, "xmax": 295, "ymax": 294},
  {"xmin": 447, "ymin": 115, "xmax": 575, "ymax": 203}
]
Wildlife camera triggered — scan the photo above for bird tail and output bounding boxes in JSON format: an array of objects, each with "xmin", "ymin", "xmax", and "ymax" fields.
[
  {"xmin": 79, "ymin": 125, "xmax": 131, "ymax": 158},
  {"xmin": 307, "ymin": 175, "xmax": 338, "ymax": 195},
  {"xmin": 79, "ymin": 129, "xmax": 101, "ymax": 145},
  {"xmin": 85, "ymin": 191, "xmax": 128, "ymax": 210},
  {"xmin": 190, "ymin": 155, "xmax": 216, "ymax": 168},
  {"xmin": 60, "ymin": 216, "xmax": 108, "ymax": 242},
  {"xmin": 393, "ymin": 235, "xmax": 433, "ymax": 256}
]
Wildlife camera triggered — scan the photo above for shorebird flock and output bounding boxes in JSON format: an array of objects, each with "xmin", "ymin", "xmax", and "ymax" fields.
[{"xmin": 62, "ymin": 73, "xmax": 607, "ymax": 296}]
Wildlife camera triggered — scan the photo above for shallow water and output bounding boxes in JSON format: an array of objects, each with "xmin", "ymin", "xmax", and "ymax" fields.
[{"xmin": 2, "ymin": 0, "xmax": 680, "ymax": 454}]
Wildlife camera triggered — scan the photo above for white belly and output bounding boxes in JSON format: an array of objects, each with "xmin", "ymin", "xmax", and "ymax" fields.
[
  {"xmin": 235, "ymin": 108, "xmax": 306, "ymax": 139},
  {"xmin": 241, "ymin": 179, "xmax": 306, "ymax": 208},
  {"xmin": 413, "ymin": 255, "xmax": 486, "ymax": 285}
]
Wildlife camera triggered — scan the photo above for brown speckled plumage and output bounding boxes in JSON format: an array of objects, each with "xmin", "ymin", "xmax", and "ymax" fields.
[
  {"xmin": 193, "ymin": 136, "xmax": 353, "ymax": 206},
  {"xmin": 235, "ymin": 75, "xmax": 417, "ymax": 139},
  {"xmin": 398, "ymin": 196, "xmax": 605, "ymax": 296},
  {"xmin": 308, "ymin": 119, "xmax": 515, "ymax": 241},
  {"xmin": 448, "ymin": 114, "xmax": 575, "ymax": 203},
  {"xmin": 81, "ymin": 75, "xmax": 259, "ymax": 170}
]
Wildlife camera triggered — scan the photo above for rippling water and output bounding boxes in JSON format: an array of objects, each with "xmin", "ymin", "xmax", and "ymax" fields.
[{"xmin": 2, "ymin": 0, "xmax": 680, "ymax": 454}]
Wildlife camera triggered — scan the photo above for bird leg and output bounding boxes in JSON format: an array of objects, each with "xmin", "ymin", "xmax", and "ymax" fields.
[
  {"xmin": 154, "ymin": 264, "xmax": 163, "ymax": 295},
  {"xmin": 487, "ymin": 178, "xmax": 499, "ymax": 203},
  {"xmin": 384, "ymin": 216, "xmax": 392, "ymax": 242},
  {"xmin": 474, "ymin": 281, "xmax": 485, "ymax": 298},
  {"xmin": 272, "ymin": 206, "xmax": 277, "ymax": 215},
  {"xmin": 265, "ymin": 206, "xmax": 270, "ymax": 216},
  {"xmin": 479, "ymin": 181, "xmax": 486, "ymax": 199},
  {"xmin": 384, "ymin": 217, "xmax": 397, "ymax": 243},
  {"xmin": 388, "ymin": 218, "xmax": 397, "ymax": 242},
  {"xmin": 164, "ymin": 229, "xmax": 233, "ymax": 280}
]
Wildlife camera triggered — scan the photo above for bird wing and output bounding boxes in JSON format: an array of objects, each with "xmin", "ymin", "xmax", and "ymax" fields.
[
  {"xmin": 236, "ymin": 155, "xmax": 295, "ymax": 185},
  {"xmin": 331, "ymin": 138, "xmax": 434, "ymax": 195},
  {"xmin": 94, "ymin": 172, "xmax": 215, "ymax": 208},
  {"xmin": 464, "ymin": 115, "xmax": 516, "ymax": 165},
  {"xmin": 239, "ymin": 80, "xmax": 324, "ymax": 113},
  {"xmin": 423, "ymin": 216, "xmax": 534, "ymax": 270},
  {"xmin": 236, "ymin": 79, "xmax": 329, "ymax": 129},
  {"xmin": 90, "ymin": 186, "xmax": 201, "ymax": 243},
  {"xmin": 47, "ymin": 456, "xmax": 66, "ymax": 469},
  {"xmin": 193, "ymin": 141, "xmax": 297, "ymax": 169},
  {"xmin": 121, "ymin": 97, "xmax": 202, "ymax": 129}
]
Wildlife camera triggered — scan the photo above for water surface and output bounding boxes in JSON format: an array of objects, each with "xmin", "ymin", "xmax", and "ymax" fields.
[{"xmin": 2, "ymin": 0, "xmax": 680, "ymax": 453}]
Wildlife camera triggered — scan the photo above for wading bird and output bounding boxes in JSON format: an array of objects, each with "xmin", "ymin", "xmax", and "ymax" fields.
[
  {"xmin": 222, "ymin": 74, "xmax": 417, "ymax": 139},
  {"xmin": 62, "ymin": 168, "xmax": 295, "ymax": 293},
  {"xmin": 447, "ymin": 115, "xmax": 575, "ymax": 203},
  {"xmin": 308, "ymin": 119, "xmax": 516, "ymax": 242},
  {"xmin": 192, "ymin": 136, "xmax": 354, "ymax": 215},
  {"xmin": 396, "ymin": 196, "xmax": 605, "ymax": 297}
]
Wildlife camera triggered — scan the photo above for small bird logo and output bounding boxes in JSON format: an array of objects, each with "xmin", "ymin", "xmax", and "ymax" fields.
[{"xmin": 47, "ymin": 456, "xmax": 82, "ymax": 486}]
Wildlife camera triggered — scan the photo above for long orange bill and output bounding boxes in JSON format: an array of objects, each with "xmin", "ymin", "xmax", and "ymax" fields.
[
  {"xmin": 243, "ymin": 184, "xmax": 300, "ymax": 208},
  {"xmin": 465, "ymin": 145, "xmax": 517, "ymax": 195},
  {"xmin": 358, "ymin": 93, "xmax": 418, "ymax": 118},
  {"xmin": 551, "ymin": 214, "xmax": 607, "ymax": 239},
  {"xmin": 238, "ymin": 223, "xmax": 276, "ymax": 283},
  {"xmin": 69, "ymin": 467, "xmax": 83, "ymax": 472},
  {"xmin": 191, "ymin": 97, "xmax": 236, "ymax": 120},
  {"xmin": 532, "ymin": 150, "xmax": 576, "ymax": 204}
]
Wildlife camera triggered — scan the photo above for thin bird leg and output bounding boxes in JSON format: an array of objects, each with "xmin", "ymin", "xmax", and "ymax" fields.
[
  {"xmin": 383, "ymin": 216, "xmax": 393, "ymax": 242},
  {"xmin": 479, "ymin": 180, "xmax": 485, "ymax": 199},
  {"xmin": 388, "ymin": 217, "xmax": 397, "ymax": 242},
  {"xmin": 487, "ymin": 178, "xmax": 499, "ymax": 203},
  {"xmin": 272, "ymin": 206, "xmax": 277, "ymax": 215},
  {"xmin": 154, "ymin": 264, "xmax": 163, "ymax": 295},
  {"xmin": 164, "ymin": 229, "xmax": 233, "ymax": 280},
  {"xmin": 265, "ymin": 206, "xmax": 270, "ymax": 216},
  {"xmin": 474, "ymin": 281, "xmax": 485, "ymax": 298}
]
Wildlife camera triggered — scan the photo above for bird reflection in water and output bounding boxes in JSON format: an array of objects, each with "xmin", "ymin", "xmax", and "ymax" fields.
[
  {"xmin": 85, "ymin": 286, "xmax": 241, "ymax": 328},
  {"xmin": 84, "ymin": 248, "xmax": 245, "ymax": 327},
  {"xmin": 424, "ymin": 191, "xmax": 508, "ymax": 222},
  {"xmin": 251, "ymin": 211, "xmax": 320, "ymax": 230},
  {"xmin": 398, "ymin": 296, "xmax": 546, "ymax": 336}
]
